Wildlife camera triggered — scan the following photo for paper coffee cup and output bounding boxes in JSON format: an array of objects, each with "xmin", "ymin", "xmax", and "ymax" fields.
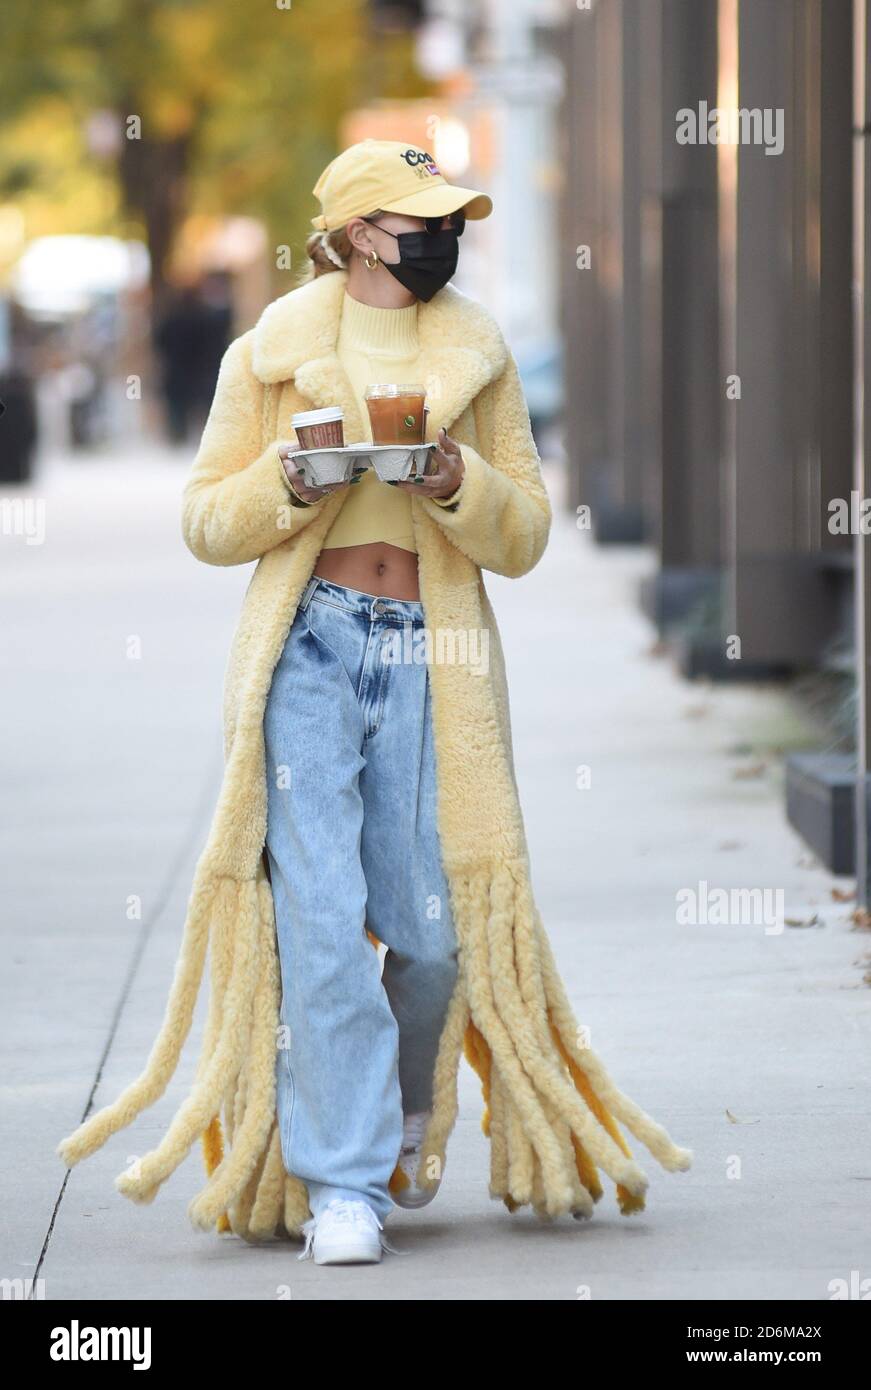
[{"xmin": 292, "ymin": 407, "xmax": 345, "ymax": 449}]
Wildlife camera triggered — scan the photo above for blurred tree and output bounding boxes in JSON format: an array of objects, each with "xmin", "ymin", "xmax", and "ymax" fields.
[{"xmin": 0, "ymin": 0, "xmax": 429, "ymax": 316}]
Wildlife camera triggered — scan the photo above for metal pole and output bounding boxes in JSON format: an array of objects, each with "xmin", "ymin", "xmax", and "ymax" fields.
[{"xmin": 854, "ymin": 0, "xmax": 871, "ymax": 903}]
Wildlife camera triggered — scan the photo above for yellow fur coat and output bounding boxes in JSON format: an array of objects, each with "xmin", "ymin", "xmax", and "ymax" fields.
[{"xmin": 58, "ymin": 269, "xmax": 691, "ymax": 1238}]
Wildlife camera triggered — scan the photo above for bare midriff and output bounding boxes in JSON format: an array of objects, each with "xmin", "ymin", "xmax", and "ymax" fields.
[{"xmin": 313, "ymin": 540, "xmax": 421, "ymax": 600}]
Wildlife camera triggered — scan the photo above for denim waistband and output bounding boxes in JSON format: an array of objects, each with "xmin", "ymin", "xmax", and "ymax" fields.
[{"xmin": 299, "ymin": 574, "xmax": 426, "ymax": 624}]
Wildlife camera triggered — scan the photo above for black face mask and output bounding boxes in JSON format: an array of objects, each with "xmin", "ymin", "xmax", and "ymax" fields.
[{"xmin": 363, "ymin": 222, "xmax": 459, "ymax": 302}]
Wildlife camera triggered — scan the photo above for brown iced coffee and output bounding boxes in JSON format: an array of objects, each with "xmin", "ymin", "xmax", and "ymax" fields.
[{"xmin": 364, "ymin": 384, "xmax": 427, "ymax": 445}]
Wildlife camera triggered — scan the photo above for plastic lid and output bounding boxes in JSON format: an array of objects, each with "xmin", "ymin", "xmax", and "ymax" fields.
[
  {"xmin": 291, "ymin": 406, "xmax": 345, "ymax": 425},
  {"xmin": 363, "ymin": 383, "xmax": 427, "ymax": 399}
]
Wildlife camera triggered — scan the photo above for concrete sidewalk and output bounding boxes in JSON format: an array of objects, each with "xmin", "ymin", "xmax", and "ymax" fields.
[{"xmin": 3, "ymin": 447, "xmax": 869, "ymax": 1301}]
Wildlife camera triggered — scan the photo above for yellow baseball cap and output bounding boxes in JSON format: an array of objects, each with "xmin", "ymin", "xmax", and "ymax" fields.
[{"xmin": 311, "ymin": 138, "xmax": 492, "ymax": 231}]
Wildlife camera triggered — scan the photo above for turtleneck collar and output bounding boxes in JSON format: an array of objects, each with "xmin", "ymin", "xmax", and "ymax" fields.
[{"xmin": 338, "ymin": 289, "xmax": 419, "ymax": 358}]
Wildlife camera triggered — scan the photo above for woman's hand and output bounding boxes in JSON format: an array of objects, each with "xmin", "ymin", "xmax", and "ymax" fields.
[
  {"xmin": 394, "ymin": 428, "xmax": 465, "ymax": 500},
  {"xmin": 279, "ymin": 444, "xmax": 356, "ymax": 504}
]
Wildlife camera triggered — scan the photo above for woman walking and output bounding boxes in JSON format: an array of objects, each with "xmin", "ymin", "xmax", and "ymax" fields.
[{"xmin": 58, "ymin": 139, "xmax": 691, "ymax": 1265}]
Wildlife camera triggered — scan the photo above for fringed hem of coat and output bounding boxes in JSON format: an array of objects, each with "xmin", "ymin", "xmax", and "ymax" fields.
[{"xmin": 57, "ymin": 856, "xmax": 692, "ymax": 1242}]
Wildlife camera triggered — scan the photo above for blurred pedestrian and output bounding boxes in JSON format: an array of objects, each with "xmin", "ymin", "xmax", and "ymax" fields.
[
  {"xmin": 194, "ymin": 270, "xmax": 233, "ymax": 417},
  {"xmin": 152, "ymin": 285, "xmax": 205, "ymax": 443},
  {"xmin": 0, "ymin": 297, "xmax": 38, "ymax": 482}
]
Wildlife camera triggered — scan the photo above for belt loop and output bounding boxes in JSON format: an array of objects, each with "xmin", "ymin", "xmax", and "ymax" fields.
[{"xmin": 299, "ymin": 576, "xmax": 318, "ymax": 612}]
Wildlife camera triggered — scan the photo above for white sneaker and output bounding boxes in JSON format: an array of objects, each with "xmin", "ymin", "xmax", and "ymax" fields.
[
  {"xmin": 297, "ymin": 1199, "xmax": 397, "ymax": 1265},
  {"xmin": 393, "ymin": 1111, "xmax": 442, "ymax": 1210}
]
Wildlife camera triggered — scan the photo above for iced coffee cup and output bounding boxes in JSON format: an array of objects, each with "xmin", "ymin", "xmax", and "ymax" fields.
[
  {"xmin": 292, "ymin": 407, "xmax": 345, "ymax": 449},
  {"xmin": 364, "ymin": 384, "xmax": 427, "ymax": 445}
]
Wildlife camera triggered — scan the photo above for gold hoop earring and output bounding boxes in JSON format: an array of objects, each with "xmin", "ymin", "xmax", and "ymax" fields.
[{"xmin": 364, "ymin": 249, "xmax": 379, "ymax": 271}]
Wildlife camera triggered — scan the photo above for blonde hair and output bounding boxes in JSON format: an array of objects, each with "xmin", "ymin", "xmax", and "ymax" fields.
[{"xmin": 300, "ymin": 210, "xmax": 387, "ymax": 282}]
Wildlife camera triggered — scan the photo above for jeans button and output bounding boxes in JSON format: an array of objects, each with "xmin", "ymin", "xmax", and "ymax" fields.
[{"xmin": 373, "ymin": 600, "xmax": 386, "ymax": 614}]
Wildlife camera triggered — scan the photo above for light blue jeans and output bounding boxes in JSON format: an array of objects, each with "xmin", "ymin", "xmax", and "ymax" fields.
[{"xmin": 264, "ymin": 575, "xmax": 460, "ymax": 1223}]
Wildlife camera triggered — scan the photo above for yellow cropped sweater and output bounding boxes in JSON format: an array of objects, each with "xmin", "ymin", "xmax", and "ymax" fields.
[{"xmin": 321, "ymin": 291, "xmax": 457, "ymax": 553}]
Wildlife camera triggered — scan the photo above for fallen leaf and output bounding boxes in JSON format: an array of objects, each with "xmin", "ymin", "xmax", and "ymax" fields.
[
  {"xmin": 785, "ymin": 914, "xmax": 820, "ymax": 928},
  {"xmin": 832, "ymin": 886, "xmax": 856, "ymax": 903},
  {"xmin": 726, "ymin": 1109, "xmax": 760, "ymax": 1125},
  {"xmin": 732, "ymin": 762, "xmax": 767, "ymax": 780}
]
